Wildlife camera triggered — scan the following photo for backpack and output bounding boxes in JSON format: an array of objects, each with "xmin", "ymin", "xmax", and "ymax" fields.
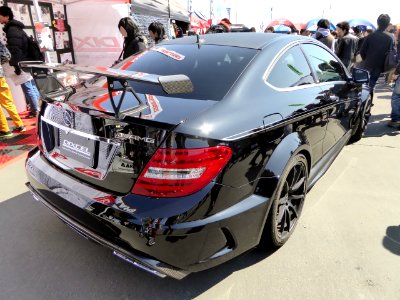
[
  {"xmin": 23, "ymin": 31, "xmax": 44, "ymax": 61},
  {"xmin": 0, "ymin": 41, "xmax": 11, "ymax": 64}
]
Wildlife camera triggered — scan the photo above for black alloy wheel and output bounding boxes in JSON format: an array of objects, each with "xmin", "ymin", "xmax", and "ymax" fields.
[
  {"xmin": 262, "ymin": 154, "xmax": 308, "ymax": 248},
  {"xmin": 349, "ymin": 97, "xmax": 372, "ymax": 143}
]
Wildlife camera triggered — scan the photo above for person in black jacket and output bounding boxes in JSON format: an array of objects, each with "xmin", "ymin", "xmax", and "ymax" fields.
[
  {"xmin": 335, "ymin": 21, "xmax": 358, "ymax": 69},
  {"xmin": 118, "ymin": 17, "xmax": 146, "ymax": 59},
  {"xmin": 360, "ymin": 14, "xmax": 393, "ymax": 99},
  {"xmin": 0, "ymin": 6, "xmax": 40, "ymax": 118}
]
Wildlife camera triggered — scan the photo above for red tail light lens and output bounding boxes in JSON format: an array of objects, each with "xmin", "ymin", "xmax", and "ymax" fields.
[{"xmin": 131, "ymin": 146, "xmax": 232, "ymax": 198}]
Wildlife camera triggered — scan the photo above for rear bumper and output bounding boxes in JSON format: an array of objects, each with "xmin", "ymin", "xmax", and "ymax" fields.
[
  {"xmin": 25, "ymin": 148, "xmax": 271, "ymax": 278},
  {"xmin": 26, "ymin": 182, "xmax": 187, "ymax": 279}
]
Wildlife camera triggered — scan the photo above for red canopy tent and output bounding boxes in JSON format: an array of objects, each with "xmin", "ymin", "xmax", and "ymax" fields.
[
  {"xmin": 294, "ymin": 23, "xmax": 307, "ymax": 31},
  {"xmin": 190, "ymin": 11, "xmax": 210, "ymax": 33},
  {"xmin": 266, "ymin": 18, "xmax": 297, "ymax": 32}
]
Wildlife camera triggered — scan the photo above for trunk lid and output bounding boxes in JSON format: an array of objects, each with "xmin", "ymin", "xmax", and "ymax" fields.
[{"xmin": 38, "ymin": 86, "xmax": 217, "ymax": 194}]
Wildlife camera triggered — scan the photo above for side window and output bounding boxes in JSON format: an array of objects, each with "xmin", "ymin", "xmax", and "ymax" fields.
[
  {"xmin": 267, "ymin": 46, "xmax": 314, "ymax": 88},
  {"xmin": 301, "ymin": 44, "xmax": 347, "ymax": 83}
]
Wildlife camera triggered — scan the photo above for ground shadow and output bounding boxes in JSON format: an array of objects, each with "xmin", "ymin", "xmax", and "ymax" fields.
[
  {"xmin": 362, "ymin": 113, "xmax": 400, "ymax": 139},
  {"xmin": 383, "ymin": 225, "xmax": 400, "ymax": 256},
  {"xmin": 0, "ymin": 192, "xmax": 274, "ymax": 299},
  {"xmin": 374, "ymin": 81, "xmax": 395, "ymax": 95},
  {"xmin": 375, "ymin": 94, "xmax": 392, "ymax": 100}
]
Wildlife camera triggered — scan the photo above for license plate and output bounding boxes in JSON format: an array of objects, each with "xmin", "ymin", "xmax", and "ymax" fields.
[{"xmin": 59, "ymin": 131, "xmax": 96, "ymax": 167}]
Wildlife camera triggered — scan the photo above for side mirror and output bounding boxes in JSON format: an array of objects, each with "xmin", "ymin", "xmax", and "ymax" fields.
[{"xmin": 352, "ymin": 68, "xmax": 369, "ymax": 83}]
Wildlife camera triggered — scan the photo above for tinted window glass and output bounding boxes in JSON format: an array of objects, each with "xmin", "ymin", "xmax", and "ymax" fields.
[
  {"xmin": 301, "ymin": 44, "xmax": 347, "ymax": 83},
  {"xmin": 111, "ymin": 45, "xmax": 257, "ymax": 101},
  {"xmin": 267, "ymin": 46, "xmax": 314, "ymax": 88}
]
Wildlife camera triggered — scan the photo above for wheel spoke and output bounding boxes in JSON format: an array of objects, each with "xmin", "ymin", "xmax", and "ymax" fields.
[
  {"xmin": 277, "ymin": 205, "xmax": 285, "ymax": 223},
  {"xmin": 279, "ymin": 194, "xmax": 288, "ymax": 205},
  {"xmin": 289, "ymin": 194, "xmax": 304, "ymax": 201},
  {"xmin": 278, "ymin": 208, "xmax": 287, "ymax": 234},
  {"xmin": 291, "ymin": 176, "xmax": 305, "ymax": 192},
  {"xmin": 287, "ymin": 201, "xmax": 299, "ymax": 219},
  {"xmin": 290, "ymin": 166, "xmax": 300, "ymax": 189},
  {"xmin": 285, "ymin": 207, "xmax": 291, "ymax": 232}
]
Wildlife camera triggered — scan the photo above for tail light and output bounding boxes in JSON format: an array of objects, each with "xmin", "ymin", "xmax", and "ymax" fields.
[{"xmin": 131, "ymin": 146, "xmax": 232, "ymax": 198}]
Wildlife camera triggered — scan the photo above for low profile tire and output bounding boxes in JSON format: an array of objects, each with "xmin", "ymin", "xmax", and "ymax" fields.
[
  {"xmin": 349, "ymin": 97, "xmax": 372, "ymax": 144},
  {"xmin": 260, "ymin": 154, "xmax": 308, "ymax": 248}
]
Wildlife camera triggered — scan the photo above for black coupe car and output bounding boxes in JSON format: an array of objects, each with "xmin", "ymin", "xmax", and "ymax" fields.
[{"xmin": 24, "ymin": 33, "xmax": 371, "ymax": 279}]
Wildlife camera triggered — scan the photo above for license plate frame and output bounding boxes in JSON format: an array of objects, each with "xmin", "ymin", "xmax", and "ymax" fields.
[{"xmin": 59, "ymin": 130, "xmax": 97, "ymax": 167}]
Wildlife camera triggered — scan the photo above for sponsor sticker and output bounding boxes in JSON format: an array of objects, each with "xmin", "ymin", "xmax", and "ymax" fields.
[
  {"xmin": 75, "ymin": 167, "xmax": 102, "ymax": 179},
  {"xmin": 142, "ymin": 94, "xmax": 163, "ymax": 120},
  {"xmin": 151, "ymin": 47, "xmax": 185, "ymax": 61},
  {"xmin": 51, "ymin": 151, "xmax": 68, "ymax": 160},
  {"xmin": 93, "ymin": 195, "xmax": 116, "ymax": 205}
]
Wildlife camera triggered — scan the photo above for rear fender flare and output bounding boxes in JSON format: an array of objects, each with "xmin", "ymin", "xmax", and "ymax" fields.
[
  {"xmin": 264, "ymin": 131, "xmax": 311, "ymax": 178},
  {"xmin": 254, "ymin": 131, "xmax": 311, "ymax": 199}
]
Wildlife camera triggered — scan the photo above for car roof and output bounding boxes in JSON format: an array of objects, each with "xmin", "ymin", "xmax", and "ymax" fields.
[{"xmin": 161, "ymin": 33, "xmax": 312, "ymax": 50}]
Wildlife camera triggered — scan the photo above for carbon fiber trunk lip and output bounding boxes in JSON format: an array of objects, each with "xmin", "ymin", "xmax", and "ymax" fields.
[{"xmin": 26, "ymin": 182, "xmax": 189, "ymax": 280}]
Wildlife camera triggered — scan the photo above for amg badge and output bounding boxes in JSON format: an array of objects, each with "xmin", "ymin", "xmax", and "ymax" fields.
[{"xmin": 115, "ymin": 132, "xmax": 155, "ymax": 144}]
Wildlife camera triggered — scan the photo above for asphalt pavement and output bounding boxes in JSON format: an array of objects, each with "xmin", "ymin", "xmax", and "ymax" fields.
[{"xmin": 0, "ymin": 81, "xmax": 399, "ymax": 300}]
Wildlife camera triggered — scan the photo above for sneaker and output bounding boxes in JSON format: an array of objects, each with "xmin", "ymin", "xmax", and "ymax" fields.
[
  {"xmin": 387, "ymin": 120, "xmax": 400, "ymax": 128},
  {"xmin": 13, "ymin": 126, "xmax": 26, "ymax": 133},
  {"xmin": 0, "ymin": 131, "xmax": 13, "ymax": 139}
]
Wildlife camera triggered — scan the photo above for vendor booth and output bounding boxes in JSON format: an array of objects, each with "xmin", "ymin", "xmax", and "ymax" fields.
[
  {"xmin": 1, "ymin": 0, "xmax": 77, "ymax": 112},
  {"xmin": 130, "ymin": 0, "xmax": 189, "ymax": 46},
  {"xmin": 0, "ymin": 0, "xmax": 189, "ymax": 112}
]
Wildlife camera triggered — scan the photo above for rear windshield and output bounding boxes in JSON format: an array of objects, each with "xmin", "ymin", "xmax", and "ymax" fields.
[{"xmin": 117, "ymin": 44, "xmax": 257, "ymax": 101}]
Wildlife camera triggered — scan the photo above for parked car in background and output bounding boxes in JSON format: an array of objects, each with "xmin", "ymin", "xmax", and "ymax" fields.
[{"xmin": 24, "ymin": 33, "xmax": 371, "ymax": 279}]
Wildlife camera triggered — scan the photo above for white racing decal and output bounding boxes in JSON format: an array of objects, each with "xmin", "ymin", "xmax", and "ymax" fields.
[
  {"xmin": 142, "ymin": 94, "xmax": 163, "ymax": 119},
  {"xmin": 151, "ymin": 47, "xmax": 185, "ymax": 61}
]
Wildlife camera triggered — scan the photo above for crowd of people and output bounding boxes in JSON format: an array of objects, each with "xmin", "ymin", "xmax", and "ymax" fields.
[
  {"xmin": 304, "ymin": 15, "xmax": 400, "ymax": 127},
  {"xmin": 0, "ymin": 4, "xmax": 399, "ymax": 139},
  {"xmin": 119, "ymin": 13, "xmax": 400, "ymax": 127},
  {"xmin": 118, "ymin": 14, "xmax": 400, "ymax": 127}
]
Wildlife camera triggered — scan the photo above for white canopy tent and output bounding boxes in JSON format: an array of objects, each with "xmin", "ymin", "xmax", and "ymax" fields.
[
  {"xmin": 30, "ymin": 0, "xmax": 190, "ymax": 66},
  {"xmin": 29, "ymin": 0, "xmax": 130, "ymax": 66}
]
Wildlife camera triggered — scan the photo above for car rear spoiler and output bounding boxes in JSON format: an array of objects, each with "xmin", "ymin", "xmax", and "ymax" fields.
[{"xmin": 19, "ymin": 61, "xmax": 193, "ymax": 119}]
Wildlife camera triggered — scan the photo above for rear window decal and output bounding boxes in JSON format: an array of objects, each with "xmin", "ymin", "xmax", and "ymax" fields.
[{"xmin": 151, "ymin": 47, "xmax": 185, "ymax": 61}]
